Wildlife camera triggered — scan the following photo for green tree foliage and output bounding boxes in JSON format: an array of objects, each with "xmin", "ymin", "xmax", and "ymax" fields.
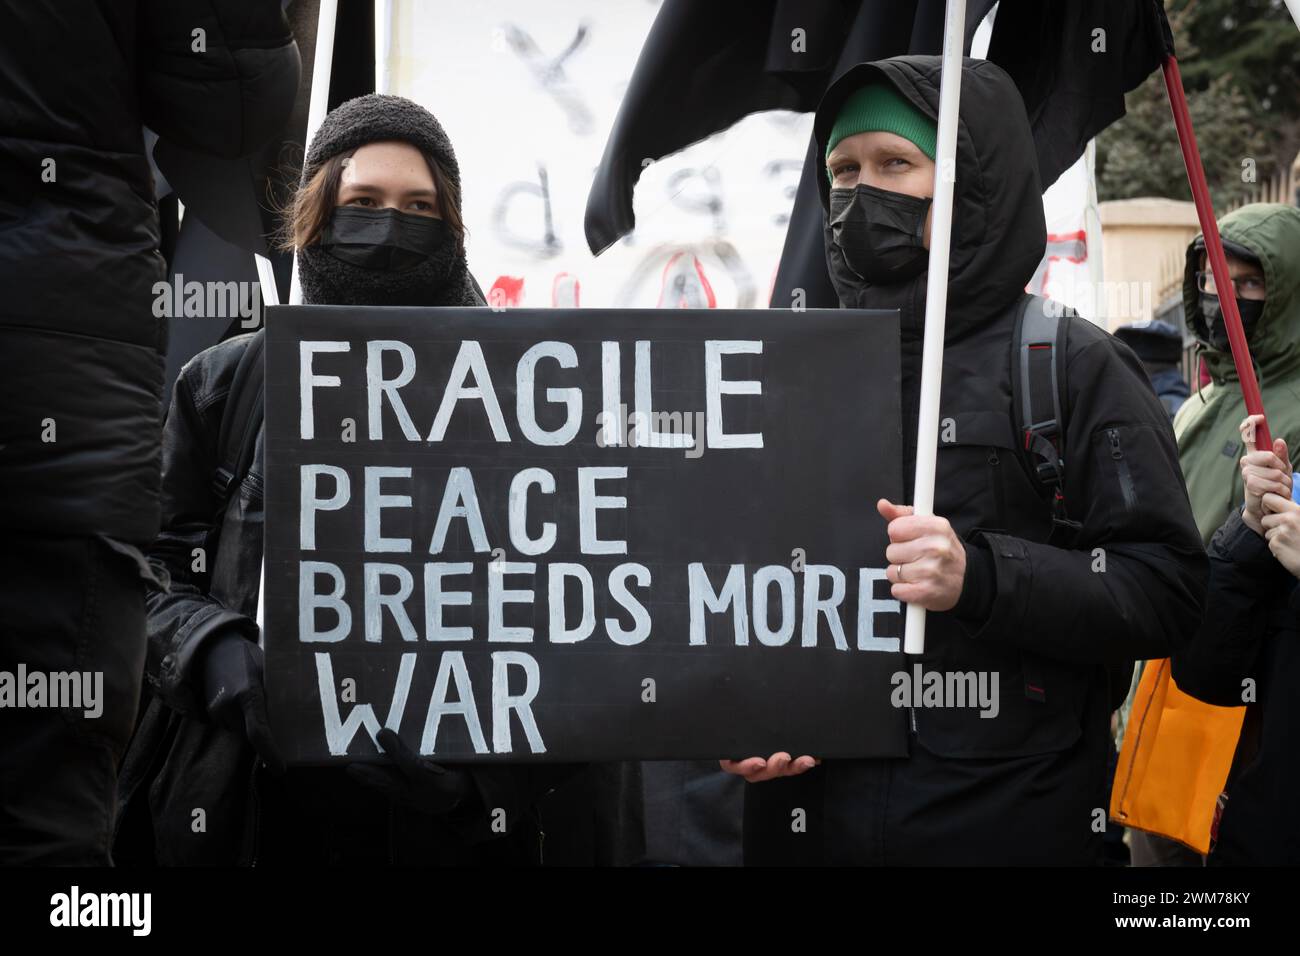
[{"xmin": 1095, "ymin": 0, "xmax": 1299, "ymax": 208}]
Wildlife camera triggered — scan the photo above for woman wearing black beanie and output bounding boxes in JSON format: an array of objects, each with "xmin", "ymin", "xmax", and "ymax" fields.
[
  {"xmin": 114, "ymin": 95, "xmax": 582, "ymax": 866},
  {"xmin": 286, "ymin": 93, "xmax": 484, "ymax": 308}
]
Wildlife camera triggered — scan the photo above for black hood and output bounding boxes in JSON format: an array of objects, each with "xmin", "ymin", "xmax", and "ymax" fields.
[{"xmin": 814, "ymin": 56, "xmax": 1046, "ymax": 344}]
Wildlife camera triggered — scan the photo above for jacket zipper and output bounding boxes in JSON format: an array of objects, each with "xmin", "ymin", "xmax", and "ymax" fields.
[{"xmin": 1107, "ymin": 428, "xmax": 1138, "ymax": 511}]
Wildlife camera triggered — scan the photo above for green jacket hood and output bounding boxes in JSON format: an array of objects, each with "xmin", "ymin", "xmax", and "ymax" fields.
[
  {"xmin": 1176, "ymin": 203, "xmax": 1300, "ymax": 543},
  {"xmin": 1182, "ymin": 203, "xmax": 1300, "ymax": 385}
]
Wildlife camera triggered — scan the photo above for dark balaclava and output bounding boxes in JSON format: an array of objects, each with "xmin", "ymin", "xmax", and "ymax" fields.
[
  {"xmin": 298, "ymin": 93, "xmax": 484, "ymax": 307},
  {"xmin": 1188, "ymin": 237, "xmax": 1265, "ymax": 353}
]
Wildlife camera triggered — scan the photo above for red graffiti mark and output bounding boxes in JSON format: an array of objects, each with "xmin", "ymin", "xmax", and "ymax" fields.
[
  {"xmin": 1047, "ymin": 229, "xmax": 1087, "ymax": 248},
  {"xmin": 552, "ymin": 272, "xmax": 580, "ymax": 308},
  {"xmin": 489, "ymin": 275, "xmax": 525, "ymax": 308},
  {"xmin": 1038, "ymin": 230, "xmax": 1089, "ymax": 296},
  {"xmin": 656, "ymin": 252, "xmax": 717, "ymax": 309}
]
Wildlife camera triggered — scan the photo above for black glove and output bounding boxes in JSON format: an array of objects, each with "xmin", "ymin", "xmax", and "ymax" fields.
[
  {"xmin": 197, "ymin": 630, "xmax": 285, "ymax": 775},
  {"xmin": 347, "ymin": 728, "xmax": 479, "ymax": 815}
]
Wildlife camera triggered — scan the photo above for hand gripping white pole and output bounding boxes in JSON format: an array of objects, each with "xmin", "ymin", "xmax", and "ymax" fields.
[{"xmin": 904, "ymin": 0, "xmax": 966, "ymax": 654}]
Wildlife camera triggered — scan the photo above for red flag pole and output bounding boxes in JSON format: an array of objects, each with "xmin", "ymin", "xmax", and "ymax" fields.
[{"xmin": 1161, "ymin": 54, "xmax": 1270, "ymax": 447}]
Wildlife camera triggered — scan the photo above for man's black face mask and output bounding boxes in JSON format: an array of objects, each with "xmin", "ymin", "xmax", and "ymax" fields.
[
  {"xmin": 318, "ymin": 206, "xmax": 454, "ymax": 272},
  {"xmin": 828, "ymin": 183, "xmax": 932, "ymax": 285},
  {"xmin": 1199, "ymin": 293, "xmax": 1265, "ymax": 352}
]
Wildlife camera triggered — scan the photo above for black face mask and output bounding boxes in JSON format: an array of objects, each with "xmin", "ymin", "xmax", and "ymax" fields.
[
  {"xmin": 1199, "ymin": 293, "xmax": 1265, "ymax": 351},
  {"xmin": 828, "ymin": 183, "xmax": 932, "ymax": 285},
  {"xmin": 318, "ymin": 206, "xmax": 453, "ymax": 272},
  {"xmin": 300, "ymin": 206, "xmax": 478, "ymax": 307}
]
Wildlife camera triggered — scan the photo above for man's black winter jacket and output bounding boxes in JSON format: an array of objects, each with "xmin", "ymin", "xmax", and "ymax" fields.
[{"xmin": 745, "ymin": 55, "xmax": 1208, "ymax": 866}]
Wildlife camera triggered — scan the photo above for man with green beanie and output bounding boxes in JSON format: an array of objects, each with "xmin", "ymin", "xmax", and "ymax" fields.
[{"xmin": 722, "ymin": 54, "xmax": 1206, "ymax": 867}]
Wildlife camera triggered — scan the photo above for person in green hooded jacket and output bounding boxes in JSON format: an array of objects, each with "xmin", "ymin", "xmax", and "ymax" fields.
[
  {"xmin": 1163, "ymin": 202, "xmax": 1300, "ymax": 865},
  {"xmin": 1126, "ymin": 201, "xmax": 1300, "ymax": 867},
  {"xmin": 1174, "ymin": 202, "xmax": 1300, "ymax": 542}
]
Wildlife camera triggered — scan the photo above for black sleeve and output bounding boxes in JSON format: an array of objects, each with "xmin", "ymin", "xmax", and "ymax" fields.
[
  {"xmin": 952, "ymin": 539, "xmax": 995, "ymax": 622},
  {"xmin": 961, "ymin": 322, "xmax": 1208, "ymax": 664},
  {"xmin": 1171, "ymin": 507, "xmax": 1285, "ymax": 706},
  {"xmin": 139, "ymin": 0, "xmax": 300, "ymax": 159},
  {"xmin": 144, "ymin": 362, "xmax": 259, "ymax": 714}
]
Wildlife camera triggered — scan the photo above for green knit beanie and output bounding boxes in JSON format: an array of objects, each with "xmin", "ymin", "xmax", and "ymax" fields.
[{"xmin": 825, "ymin": 84, "xmax": 937, "ymax": 181}]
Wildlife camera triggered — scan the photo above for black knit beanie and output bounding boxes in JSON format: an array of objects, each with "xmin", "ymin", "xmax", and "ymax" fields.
[
  {"xmin": 303, "ymin": 93, "xmax": 462, "ymax": 196},
  {"xmin": 298, "ymin": 93, "xmax": 483, "ymax": 307}
]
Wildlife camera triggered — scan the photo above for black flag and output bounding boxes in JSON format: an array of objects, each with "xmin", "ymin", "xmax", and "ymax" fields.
[
  {"xmin": 584, "ymin": 0, "xmax": 997, "ymax": 256},
  {"xmin": 986, "ymin": 0, "xmax": 1175, "ymax": 199},
  {"xmin": 583, "ymin": 0, "xmax": 1174, "ymax": 309}
]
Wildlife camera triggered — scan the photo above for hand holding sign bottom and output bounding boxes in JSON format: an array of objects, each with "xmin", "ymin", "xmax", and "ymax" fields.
[{"xmin": 720, "ymin": 753, "xmax": 821, "ymax": 783}]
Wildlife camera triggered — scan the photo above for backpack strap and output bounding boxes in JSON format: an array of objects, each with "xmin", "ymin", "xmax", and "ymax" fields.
[
  {"xmin": 1012, "ymin": 294, "xmax": 1078, "ymax": 707},
  {"xmin": 211, "ymin": 331, "xmax": 266, "ymax": 515},
  {"xmin": 1011, "ymin": 296, "xmax": 1133, "ymax": 710},
  {"xmin": 1012, "ymin": 293, "xmax": 1077, "ymax": 534}
]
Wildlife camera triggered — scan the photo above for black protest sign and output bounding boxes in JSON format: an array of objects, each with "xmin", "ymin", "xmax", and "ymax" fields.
[{"xmin": 263, "ymin": 305, "xmax": 908, "ymax": 764}]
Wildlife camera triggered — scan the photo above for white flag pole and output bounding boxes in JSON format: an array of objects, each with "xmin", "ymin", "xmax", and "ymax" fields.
[
  {"xmin": 288, "ymin": 0, "xmax": 339, "ymax": 306},
  {"xmin": 1083, "ymin": 139, "xmax": 1105, "ymax": 324},
  {"xmin": 375, "ymin": 0, "xmax": 394, "ymax": 95},
  {"xmin": 903, "ymin": 0, "xmax": 966, "ymax": 655},
  {"xmin": 254, "ymin": 253, "xmax": 280, "ymax": 308}
]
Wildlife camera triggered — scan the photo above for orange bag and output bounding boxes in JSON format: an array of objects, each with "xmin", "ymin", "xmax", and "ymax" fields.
[{"xmin": 1111, "ymin": 659, "xmax": 1246, "ymax": 854}]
